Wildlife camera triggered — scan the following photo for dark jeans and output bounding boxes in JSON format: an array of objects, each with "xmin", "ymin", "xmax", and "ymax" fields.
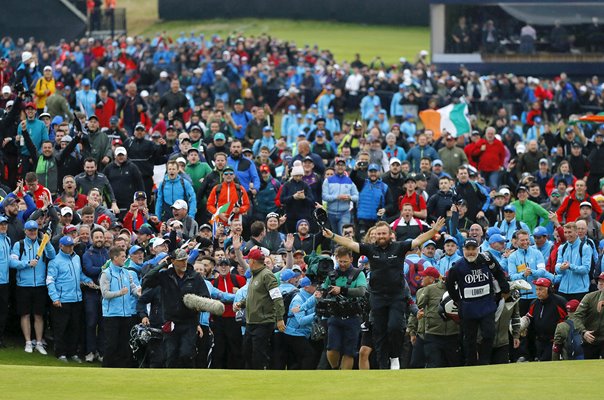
[
  {"xmin": 423, "ymin": 333, "xmax": 461, "ymax": 368},
  {"xmin": 461, "ymin": 313, "xmax": 496, "ymax": 366},
  {"xmin": 195, "ymin": 325, "xmax": 214, "ymax": 368},
  {"xmin": 409, "ymin": 335, "xmax": 426, "ymax": 368},
  {"xmin": 243, "ymin": 323, "xmax": 273, "ymax": 370},
  {"xmin": 285, "ymin": 334, "xmax": 317, "ymax": 370},
  {"xmin": 491, "ymin": 345, "xmax": 510, "ymax": 364},
  {"xmin": 102, "ymin": 316, "xmax": 132, "ymax": 368},
  {"xmin": 51, "ymin": 302, "xmax": 82, "ymax": 357},
  {"xmin": 517, "ymin": 298, "xmax": 535, "ymax": 361},
  {"xmin": 164, "ymin": 322, "xmax": 197, "ymax": 368},
  {"xmin": 211, "ymin": 317, "xmax": 243, "ymax": 369},
  {"xmin": 560, "ymin": 293, "xmax": 587, "ymax": 302},
  {"xmin": 271, "ymin": 331, "xmax": 287, "ymax": 370},
  {"xmin": 0, "ymin": 284, "xmax": 7, "ymax": 341},
  {"xmin": 84, "ymin": 290, "xmax": 104, "ymax": 355},
  {"xmin": 583, "ymin": 341, "xmax": 604, "ymax": 359},
  {"xmin": 535, "ymin": 338, "xmax": 553, "ymax": 361},
  {"xmin": 371, "ymin": 294, "xmax": 407, "ymax": 369}
]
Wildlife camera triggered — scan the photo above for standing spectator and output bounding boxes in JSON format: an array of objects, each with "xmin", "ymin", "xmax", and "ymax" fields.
[
  {"xmin": 46, "ymin": 236, "xmax": 94, "ymax": 362},
  {"xmin": 573, "ymin": 273, "xmax": 604, "ymax": 359},
  {"xmin": 75, "ymin": 158, "xmax": 119, "ymax": 214},
  {"xmin": 455, "ymin": 166, "xmax": 487, "ymax": 222},
  {"xmin": 9, "ymin": 220, "xmax": 57, "ymax": 354},
  {"xmin": 280, "ymin": 166, "xmax": 315, "ymax": 233},
  {"xmin": 0, "ymin": 216, "xmax": 11, "ymax": 348},
  {"xmin": 357, "ymin": 162, "xmax": 391, "ymax": 235},
  {"xmin": 406, "ymin": 133, "xmax": 438, "ymax": 173},
  {"xmin": 155, "ymin": 160, "xmax": 197, "ymax": 222},
  {"xmin": 159, "ymin": 80, "xmax": 189, "ymax": 122},
  {"xmin": 117, "ymin": 83, "xmax": 147, "ymax": 134},
  {"xmin": 94, "ymin": 86, "xmax": 116, "ymax": 128},
  {"xmin": 360, "ymin": 87, "xmax": 381, "ymax": 123},
  {"xmin": 100, "ymin": 247, "xmax": 140, "ymax": 368},
  {"xmin": 17, "ymin": 102, "xmax": 49, "ymax": 172},
  {"xmin": 231, "ymin": 99, "xmax": 253, "ymax": 140},
  {"xmin": 34, "ymin": 66, "xmax": 56, "ymax": 113},
  {"xmin": 75, "ymin": 79, "xmax": 97, "ymax": 117},
  {"xmin": 206, "ymin": 165, "xmax": 250, "ymax": 226},
  {"xmin": 103, "ymin": 146, "xmax": 145, "ymax": 213},
  {"xmin": 471, "ymin": 127, "xmax": 505, "ymax": 189},
  {"xmin": 81, "ymin": 115, "xmax": 112, "ymax": 168},
  {"xmin": 557, "ymin": 180, "xmax": 602, "ymax": 223},
  {"xmin": 555, "ymin": 222, "xmax": 592, "ymax": 301},
  {"xmin": 322, "ymin": 159, "xmax": 359, "ymax": 235}
]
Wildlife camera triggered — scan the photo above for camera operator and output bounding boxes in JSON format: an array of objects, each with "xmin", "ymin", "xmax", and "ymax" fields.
[
  {"xmin": 445, "ymin": 239, "xmax": 510, "ymax": 366},
  {"xmin": 322, "ymin": 217, "xmax": 445, "ymax": 369},
  {"xmin": 319, "ymin": 246, "xmax": 367, "ymax": 370}
]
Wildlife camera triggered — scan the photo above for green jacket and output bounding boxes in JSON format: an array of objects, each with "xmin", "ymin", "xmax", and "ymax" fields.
[
  {"xmin": 511, "ymin": 199, "xmax": 549, "ymax": 231},
  {"xmin": 185, "ymin": 161, "xmax": 212, "ymax": 192},
  {"xmin": 241, "ymin": 266, "xmax": 285, "ymax": 325},
  {"xmin": 552, "ymin": 314, "xmax": 579, "ymax": 361},
  {"xmin": 492, "ymin": 301, "xmax": 520, "ymax": 348},
  {"xmin": 573, "ymin": 289, "xmax": 604, "ymax": 341},
  {"xmin": 321, "ymin": 267, "xmax": 367, "ymax": 297},
  {"xmin": 416, "ymin": 281, "xmax": 459, "ymax": 337},
  {"xmin": 438, "ymin": 146, "xmax": 468, "ymax": 177},
  {"xmin": 407, "ymin": 312, "xmax": 425, "ymax": 338}
]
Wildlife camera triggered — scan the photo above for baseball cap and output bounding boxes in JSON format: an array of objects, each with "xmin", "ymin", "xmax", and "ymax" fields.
[
  {"xmin": 516, "ymin": 185, "xmax": 528, "ymax": 194},
  {"xmin": 504, "ymin": 205, "xmax": 516, "ymax": 213},
  {"xmin": 110, "ymin": 116, "xmax": 119, "ymax": 125},
  {"xmin": 24, "ymin": 102, "xmax": 36, "ymax": 109},
  {"xmin": 137, "ymin": 225, "xmax": 154, "ymax": 235},
  {"xmin": 580, "ymin": 201, "xmax": 592, "ymax": 208},
  {"xmin": 214, "ymin": 132, "xmax": 226, "ymax": 141},
  {"xmin": 280, "ymin": 269, "xmax": 300, "ymax": 282},
  {"xmin": 422, "ymin": 240, "xmax": 436, "ymax": 249},
  {"xmin": 0, "ymin": 215, "xmax": 8, "ymax": 224},
  {"xmin": 179, "ymin": 133, "xmax": 191, "ymax": 142},
  {"xmin": 444, "ymin": 236, "xmax": 458, "ymax": 246},
  {"xmin": 175, "ymin": 157, "xmax": 187, "ymax": 164},
  {"xmin": 244, "ymin": 248, "xmax": 265, "ymax": 261},
  {"xmin": 598, "ymin": 272, "xmax": 604, "ymax": 281},
  {"xmin": 62, "ymin": 225, "xmax": 77, "ymax": 234},
  {"xmin": 486, "ymin": 227, "xmax": 501, "ymax": 238},
  {"xmin": 87, "ymin": 114, "xmax": 99, "ymax": 121},
  {"xmin": 432, "ymin": 159, "xmax": 443, "ymax": 167},
  {"xmin": 259, "ymin": 164, "xmax": 270, "ymax": 173},
  {"xmin": 24, "ymin": 220, "xmax": 39, "ymax": 230},
  {"xmin": 152, "ymin": 238, "xmax": 170, "ymax": 248},
  {"xmin": 172, "ymin": 248, "xmax": 188, "ymax": 261},
  {"xmin": 303, "ymin": 155, "xmax": 314, "ymax": 163},
  {"xmin": 39, "ymin": 112, "xmax": 51, "ymax": 120},
  {"xmin": 61, "ymin": 135, "xmax": 73, "ymax": 143},
  {"xmin": 172, "ymin": 199, "xmax": 188, "ymax": 210},
  {"xmin": 133, "ymin": 191, "xmax": 147, "ymax": 200},
  {"xmin": 223, "ymin": 166, "xmax": 234, "ymax": 173},
  {"xmin": 59, "ymin": 236, "xmax": 74, "ymax": 246},
  {"xmin": 550, "ymin": 189, "xmax": 561, "ymax": 197},
  {"xmin": 134, "ymin": 123, "xmax": 145, "ymax": 131},
  {"xmin": 566, "ymin": 300, "xmax": 580, "ymax": 313},
  {"xmin": 539, "ymin": 158, "xmax": 549, "ymax": 165},
  {"xmin": 368, "ymin": 163, "xmax": 380, "ymax": 172},
  {"xmin": 112, "ymin": 138, "xmax": 123, "ymax": 146},
  {"xmin": 534, "ymin": 278, "xmax": 552, "ymax": 288},
  {"xmin": 299, "ymin": 277, "xmax": 312, "ymax": 288},
  {"xmin": 533, "ymin": 226, "xmax": 548, "ymax": 237},
  {"xmin": 263, "ymin": 126, "xmax": 273, "ymax": 132},
  {"xmin": 488, "ymin": 234, "xmax": 507, "ymax": 245},
  {"xmin": 81, "ymin": 78, "xmax": 91, "ymax": 86},
  {"xmin": 114, "ymin": 147, "xmax": 127, "ymax": 156},
  {"xmin": 60, "ymin": 206, "xmax": 73, "ymax": 216},
  {"xmin": 463, "ymin": 238, "xmax": 479, "ymax": 248},
  {"xmin": 419, "ymin": 267, "xmax": 440, "ymax": 279},
  {"xmin": 335, "ymin": 157, "xmax": 346, "ymax": 165},
  {"xmin": 389, "ymin": 157, "xmax": 401, "ymax": 166},
  {"xmin": 499, "ymin": 188, "xmax": 511, "ymax": 196},
  {"xmin": 128, "ymin": 245, "xmax": 144, "ymax": 256},
  {"xmin": 1, "ymin": 86, "xmax": 10, "ymax": 94},
  {"xmin": 199, "ymin": 223, "xmax": 212, "ymax": 231}
]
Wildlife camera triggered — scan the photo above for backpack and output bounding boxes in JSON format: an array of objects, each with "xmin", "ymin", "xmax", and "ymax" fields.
[
  {"xmin": 563, "ymin": 319, "xmax": 585, "ymax": 360},
  {"xmin": 328, "ymin": 267, "xmax": 363, "ymax": 288},
  {"xmin": 392, "ymin": 217, "xmax": 425, "ymax": 233},
  {"xmin": 496, "ymin": 219, "xmax": 522, "ymax": 232},
  {"xmin": 18, "ymin": 238, "xmax": 49, "ymax": 265},
  {"xmin": 160, "ymin": 176, "xmax": 189, "ymax": 204},
  {"xmin": 282, "ymin": 288, "xmax": 300, "ymax": 324},
  {"xmin": 404, "ymin": 258, "xmax": 426, "ymax": 296},
  {"xmin": 215, "ymin": 182, "xmax": 243, "ymax": 208}
]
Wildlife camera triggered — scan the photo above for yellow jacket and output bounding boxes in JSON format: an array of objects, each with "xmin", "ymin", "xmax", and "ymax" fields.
[{"xmin": 34, "ymin": 77, "xmax": 56, "ymax": 109}]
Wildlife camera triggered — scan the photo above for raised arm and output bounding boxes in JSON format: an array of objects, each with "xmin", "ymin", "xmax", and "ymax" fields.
[
  {"xmin": 411, "ymin": 217, "xmax": 445, "ymax": 250},
  {"xmin": 322, "ymin": 227, "xmax": 360, "ymax": 254}
]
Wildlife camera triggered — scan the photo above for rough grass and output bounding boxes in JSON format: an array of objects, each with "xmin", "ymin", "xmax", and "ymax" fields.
[
  {"xmin": 0, "ymin": 360, "xmax": 599, "ymax": 400},
  {"xmin": 120, "ymin": 1, "xmax": 429, "ymax": 65}
]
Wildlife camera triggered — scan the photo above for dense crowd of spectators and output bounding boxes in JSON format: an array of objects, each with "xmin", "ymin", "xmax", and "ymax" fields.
[{"xmin": 0, "ymin": 30, "xmax": 602, "ymax": 370}]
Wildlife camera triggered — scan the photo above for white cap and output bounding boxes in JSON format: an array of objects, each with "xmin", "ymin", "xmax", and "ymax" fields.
[
  {"xmin": 160, "ymin": 71, "xmax": 169, "ymax": 78},
  {"xmin": 193, "ymin": 68, "xmax": 203, "ymax": 74},
  {"xmin": 114, "ymin": 146, "xmax": 127, "ymax": 156},
  {"xmin": 60, "ymin": 206, "xmax": 73, "ymax": 216},
  {"xmin": 175, "ymin": 157, "xmax": 186, "ymax": 164},
  {"xmin": 420, "ymin": 50, "xmax": 429, "ymax": 56},
  {"xmin": 389, "ymin": 157, "xmax": 401, "ymax": 165},
  {"xmin": 2, "ymin": 85, "xmax": 11, "ymax": 94},
  {"xmin": 140, "ymin": 90, "xmax": 149, "ymax": 98},
  {"xmin": 21, "ymin": 51, "xmax": 32, "ymax": 63},
  {"xmin": 43, "ymin": 66, "xmax": 52, "ymax": 72},
  {"xmin": 152, "ymin": 238, "xmax": 169, "ymax": 248},
  {"xmin": 169, "ymin": 219, "xmax": 183, "ymax": 227},
  {"xmin": 6, "ymin": 100, "xmax": 14, "ymax": 108},
  {"xmin": 291, "ymin": 166, "xmax": 304, "ymax": 176},
  {"xmin": 172, "ymin": 199, "xmax": 188, "ymax": 210}
]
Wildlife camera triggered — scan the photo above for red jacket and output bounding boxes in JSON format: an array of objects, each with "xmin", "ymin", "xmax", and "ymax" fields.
[
  {"xmin": 22, "ymin": 184, "xmax": 53, "ymax": 208},
  {"xmin": 471, "ymin": 139, "xmax": 505, "ymax": 172},
  {"xmin": 95, "ymin": 97, "xmax": 116, "ymax": 128},
  {"xmin": 546, "ymin": 226, "xmax": 566, "ymax": 274},
  {"xmin": 211, "ymin": 273, "xmax": 246, "ymax": 318},
  {"xmin": 464, "ymin": 141, "xmax": 481, "ymax": 167},
  {"xmin": 556, "ymin": 192, "xmax": 602, "ymax": 223}
]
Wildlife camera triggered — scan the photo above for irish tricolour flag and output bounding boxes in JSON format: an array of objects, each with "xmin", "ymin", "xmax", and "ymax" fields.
[
  {"xmin": 419, "ymin": 100, "xmax": 471, "ymax": 139},
  {"xmin": 211, "ymin": 202, "xmax": 230, "ymax": 224}
]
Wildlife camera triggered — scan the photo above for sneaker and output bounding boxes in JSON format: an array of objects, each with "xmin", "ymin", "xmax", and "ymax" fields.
[
  {"xmin": 390, "ymin": 357, "xmax": 400, "ymax": 370},
  {"xmin": 85, "ymin": 352, "xmax": 95, "ymax": 363},
  {"xmin": 96, "ymin": 353, "xmax": 103, "ymax": 363},
  {"xmin": 24, "ymin": 341, "xmax": 33, "ymax": 353},
  {"xmin": 58, "ymin": 355, "xmax": 68, "ymax": 363},
  {"xmin": 35, "ymin": 343, "xmax": 48, "ymax": 355},
  {"xmin": 71, "ymin": 355, "xmax": 82, "ymax": 364},
  {"xmin": 516, "ymin": 356, "xmax": 528, "ymax": 363}
]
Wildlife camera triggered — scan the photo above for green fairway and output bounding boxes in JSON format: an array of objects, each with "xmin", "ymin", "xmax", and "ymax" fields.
[
  {"xmin": 0, "ymin": 360, "xmax": 599, "ymax": 400},
  {"xmin": 119, "ymin": 1, "xmax": 429, "ymax": 65}
]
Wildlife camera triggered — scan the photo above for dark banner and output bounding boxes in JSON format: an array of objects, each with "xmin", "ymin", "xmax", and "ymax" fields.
[
  {"xmin": 158, "ymin": 0, "xmax": 429, "ymax": 26},
  {"xmin": 0, "ymin": 2, "xmax": 86, "ymax": 43}
]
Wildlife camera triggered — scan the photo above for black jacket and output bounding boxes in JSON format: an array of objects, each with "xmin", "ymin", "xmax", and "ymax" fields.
[
  {"xmin": 124, "ymin": 137, "xmax": 168, "ymax": 178},
  {"xmin": 103, "ymin": 160, "xmax": 145, "ymax": 209},
  {"xmin": 528, "ymin": 293, "xmax": 568, "ymax": 340},
  {"xmin": 143, "ymin": 264, "xmax": 210, "ymax": 324}
]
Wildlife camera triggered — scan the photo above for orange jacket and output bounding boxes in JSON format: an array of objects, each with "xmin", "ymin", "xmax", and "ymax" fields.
[{"xmin": 207, "ymin": 181, "xmax": 250, "ymax": 223}]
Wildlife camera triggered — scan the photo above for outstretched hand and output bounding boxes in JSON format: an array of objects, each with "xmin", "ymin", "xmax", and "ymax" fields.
[
  {"xmin": 322, "ymin": 228, "xmax": 334, "ymax": 239},
  {"xmin": 432, "ymin": 217, "xmax": 446, "ymax": 232},
  {"xmin": 232, "ymin": 234, "xmax": 242, "ymax": 251}
]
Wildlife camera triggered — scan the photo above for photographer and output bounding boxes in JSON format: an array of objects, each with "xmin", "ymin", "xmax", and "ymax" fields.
[{"xmin": 321, "ymin": 246, "xmax": 367, "ymax": 370}]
